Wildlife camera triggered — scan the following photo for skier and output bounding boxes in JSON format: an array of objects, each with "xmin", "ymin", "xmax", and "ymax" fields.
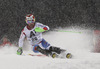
[{"xmin": 17, "ymin": 14, "xmax": 63, "ymax": 57}]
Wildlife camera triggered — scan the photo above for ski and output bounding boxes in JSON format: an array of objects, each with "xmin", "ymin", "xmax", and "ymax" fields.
[
  {"xmin": 28, "ymin": 54, "xmax": 46, "ymax": 57},
  {"xmin": 22, "ymin": 52, "xmax": 72, "ymax": 59},
  {"xmin": 22, "ymin": 49, "xmax": 72, "ymax": 59},
  {"xmin": 28, "ymin": 49, "xmax": 72, "ymax": 58}
]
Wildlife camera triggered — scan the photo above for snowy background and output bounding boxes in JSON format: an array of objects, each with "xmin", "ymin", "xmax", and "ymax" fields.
[
  {"xmin": 0, "ymin": 28, "xmax": 100, "ymax": 69},
  {"xmin": 0, "ymin": 0, "xmax": 100, "ymax": 42},
  {"xmin": 0, "ymin": 0, "xmax": 100, "ymax": 69}
]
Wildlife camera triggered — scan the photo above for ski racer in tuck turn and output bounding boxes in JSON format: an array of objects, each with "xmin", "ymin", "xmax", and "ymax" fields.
[{"xmin": 17, "ymin": 14, "xmax": 72, "ymax": 58}]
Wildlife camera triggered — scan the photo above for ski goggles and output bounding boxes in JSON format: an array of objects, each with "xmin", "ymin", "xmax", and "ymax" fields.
[{"xmin": 26, "ymin": 20, "xmax": 35, "ymax": 24}]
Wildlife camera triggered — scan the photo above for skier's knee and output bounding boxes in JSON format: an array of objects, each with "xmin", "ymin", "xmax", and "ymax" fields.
[
  {"xmin": 36, "ymin": 46, "xmax": 41, "ymax": 51},
  {"xmin": 33, "ymin": 45, "xmax": 40, "ymax": 53}
]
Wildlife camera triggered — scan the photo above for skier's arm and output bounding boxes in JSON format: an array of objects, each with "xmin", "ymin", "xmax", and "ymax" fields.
[
  {"xmin": 18, "ymin": 32, "xmax": 26, "ymax": 47},
  {"xmin": 35, "ymin": 23, "xmax": 49, "ymax": 32},
  {"xmin": 17, "ymin": 31, "xmax": 26, "ymax": 55}
]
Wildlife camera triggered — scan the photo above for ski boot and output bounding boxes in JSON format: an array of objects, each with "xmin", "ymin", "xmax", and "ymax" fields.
[
  {"xmin": 66, "ymin": 53, "xmax": 72, "ymax": 58},
  {"xmin": 49, "ymin": 46, "xmax": 62, "ymax": 54},
  {"xmin": 51, "ymin": 53, "xmax": 57, "ymax": 58},
  {"xmin": 36, "ymin": 46, "xmax": 52, "ymax": 56}
]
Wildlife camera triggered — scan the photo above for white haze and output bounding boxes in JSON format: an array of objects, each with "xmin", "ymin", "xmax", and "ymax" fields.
[{"xmin": 0, "ymin": 28, "xmax": 100, "ymax": 69}]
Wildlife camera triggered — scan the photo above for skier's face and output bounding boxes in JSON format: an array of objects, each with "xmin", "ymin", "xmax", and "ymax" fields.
[
  {"xmin": 28, "ymin": 23, "xmax": 34, "ymax": 26},
  {"xmin": 26, "ymin": 19, "xmax": 35, "ymax": 28},
  {"xmin": 28, "ymin": 23, "xmax": 35, "ymax": 28},
  {"xmin": 26, "ymin": 20, "xmax": 35, "ymax": 24}
]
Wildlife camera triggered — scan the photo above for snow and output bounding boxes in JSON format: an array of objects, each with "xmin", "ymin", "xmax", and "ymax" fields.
[{"xmin": 0, "ymin": 28, "xmax": 100, "ymax": 69}]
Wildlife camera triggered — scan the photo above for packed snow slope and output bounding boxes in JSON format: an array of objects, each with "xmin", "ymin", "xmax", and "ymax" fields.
[{"xmin": 0, "ymin": 28, "xmax": 100, "ymax": 69}]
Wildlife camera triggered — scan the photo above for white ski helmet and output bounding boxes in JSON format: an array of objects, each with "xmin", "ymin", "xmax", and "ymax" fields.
[{"xmin": 25, "ymin": 14, "xmax": 35, "ymax": 24}]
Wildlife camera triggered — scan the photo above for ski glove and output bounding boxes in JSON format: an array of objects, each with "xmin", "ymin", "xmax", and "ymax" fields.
[{"xmin": 17, "ymin": 47, "xmax": 23, "ymax": 55}]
